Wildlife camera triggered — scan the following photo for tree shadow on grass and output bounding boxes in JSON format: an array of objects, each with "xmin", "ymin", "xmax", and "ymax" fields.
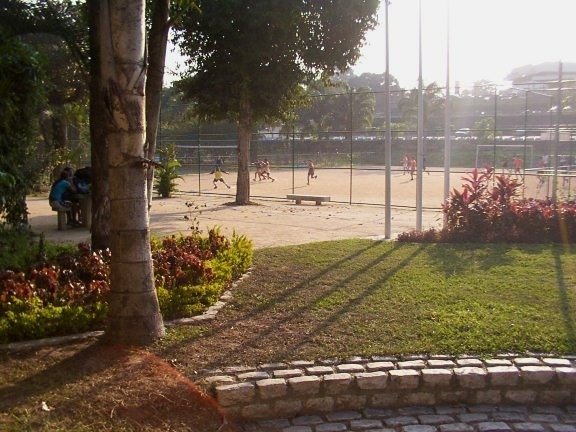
[
  {"xmin": 553, "ymin": 246, "xmax": 576, "ymax": 350},
  {"xmin": 157, "ymin": 240, "xmax": 426, "ymax": 369}
]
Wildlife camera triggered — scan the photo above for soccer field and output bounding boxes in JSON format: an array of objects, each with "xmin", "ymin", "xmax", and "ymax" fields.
[{"xmin": 180, "ymin": 165, "xmax": 570, "ymax": 209}]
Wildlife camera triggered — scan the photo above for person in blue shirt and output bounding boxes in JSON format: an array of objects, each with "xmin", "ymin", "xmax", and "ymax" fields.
[{"xmin": 49, "ymin": 168, "xmax": 80, "ymax": 226}]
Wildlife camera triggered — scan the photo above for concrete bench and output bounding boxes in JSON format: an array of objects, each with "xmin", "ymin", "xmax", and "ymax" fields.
[
  {"xmin": 55, "ymin": 210, "xmax": 68, "ymax": 230},
  {"xmin": 286, "ymin": 194, "xmax": 331, "ymax": 205}
]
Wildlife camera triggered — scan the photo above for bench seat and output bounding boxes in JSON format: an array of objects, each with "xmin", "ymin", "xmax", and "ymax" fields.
[{"xmin": 286, "ymin": 194, "xmax": 331, "ymax": 205}]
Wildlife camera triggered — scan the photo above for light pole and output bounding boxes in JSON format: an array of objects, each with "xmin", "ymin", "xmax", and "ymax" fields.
[
  {"xmin": 384, "ymin": 0, "xmax": 392, "ymax": 238},
  {"xmin": 553, "ymin": 61, "xmax": 563, "ymax": 202},
  {"xmin": 443, "ymin": 0, "xmax": 451, "ymax": 223},
  {"xmin": 416, "ymin": 0, "xmax": 423, "ymax": 231}
]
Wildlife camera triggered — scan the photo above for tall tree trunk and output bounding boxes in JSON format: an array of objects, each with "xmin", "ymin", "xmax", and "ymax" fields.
[
  {"xmin": 145, "ymin": 0, "xmax": 171, "ymax": 209},
  {"xmin": 235, "ymin": 90, "xmax": 252, "ymax": 204},
  {"xmin": 100, "ymin": 0, "xmax": 164, "ymax": 344},
  {"xmin": 52, "ymin": 114, "xmax": 68, "ymax": 150},
  {"xmin": 88, "ymin": 0, "xmax": 111, "ymax": 250}
]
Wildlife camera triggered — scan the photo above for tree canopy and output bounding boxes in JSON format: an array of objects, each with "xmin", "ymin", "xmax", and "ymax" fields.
[{"xmin": 173, "ymin": 0, "xmax": 379, "ymax": 203}]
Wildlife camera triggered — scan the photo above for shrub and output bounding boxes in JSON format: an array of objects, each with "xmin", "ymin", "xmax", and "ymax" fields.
[
  {"xmin": 398, "ymin": 168, "xmax": 576, "ymax": 243},
  {"xmin": 154, "ymin": 144, "xmax": 182, "ymax": 198},
  {"xmin": 0, "ymin": 228, "xmax": 76, "ymax": 271},
  {"xmin": 0, "ymin": 229, "xmax": 253, "ymax": 343},
  {"xmin": 0, "ymin": 298, "xmax": 107, "ymax": 344},
  {"xmin": 152, "ymin": 229, "xmax": 253, "ymax": 320}
]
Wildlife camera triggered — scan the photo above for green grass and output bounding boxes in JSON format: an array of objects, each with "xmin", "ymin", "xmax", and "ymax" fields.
[
  {"xmin": 2, "ymin": 238, "xmax": 576, "ymax": 431},
  {"xmin": 196, "ymin": 239, "xmax": 576, "ymax": 360}
]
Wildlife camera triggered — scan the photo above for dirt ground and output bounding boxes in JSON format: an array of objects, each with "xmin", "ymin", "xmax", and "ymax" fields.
[{"xmin": 27, "ymin": 166, "xmax": 549, "ymax": 248}]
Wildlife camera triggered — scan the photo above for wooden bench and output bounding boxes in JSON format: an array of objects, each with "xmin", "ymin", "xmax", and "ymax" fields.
[{"xmin": 286, "ymin": 194, "xmax": 331, "ymax": 206}]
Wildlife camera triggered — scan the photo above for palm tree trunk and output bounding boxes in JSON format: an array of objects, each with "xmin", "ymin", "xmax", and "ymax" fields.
[{"xmin": 100, "ymin": 0, "xmax": 164, "ymax": 344}]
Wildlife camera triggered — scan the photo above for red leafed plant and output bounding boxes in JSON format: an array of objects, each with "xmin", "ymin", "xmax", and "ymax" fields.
[
  {"xmin": 152, "ymin": 235, "xmax": 215, "ymax": 290},
  {"xmin": 0, "ymin": 243, "xmax": 111, "ymax": 312},
  {"xmin": 400, "ymin": 168, "xmax": 576, "ymax": 243}
]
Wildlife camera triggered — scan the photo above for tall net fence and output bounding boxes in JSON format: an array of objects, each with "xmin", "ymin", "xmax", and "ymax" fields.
[{"xmin": 159, "ymin": 83, "xmax": 576, "ymax": 210}]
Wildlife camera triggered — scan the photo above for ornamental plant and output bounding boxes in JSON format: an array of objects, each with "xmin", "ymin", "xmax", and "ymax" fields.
[
  {"xmin": 154, "ymin": 143, "xmax": 182, "ymax": 198},
  {"xmin": 398, "ymin": 168, "xmax": 576, "ymax": 243},
  {"xmin": 0, "ymin": 229, "xmax": 253, "ymax": 342}
]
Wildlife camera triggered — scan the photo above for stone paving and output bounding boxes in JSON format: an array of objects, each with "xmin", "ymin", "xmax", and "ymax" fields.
[{"xmin": 241, "ymin": 404, "xmax": 576, "ymax": 432}]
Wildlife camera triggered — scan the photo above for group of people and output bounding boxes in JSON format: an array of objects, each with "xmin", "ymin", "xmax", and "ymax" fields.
[
  {"xmin": 251, "ymin": 159, "xmax": 275, "ymax": 182},
  {"xmin": 210, "ymin": 157, "xmax": 319, "ymax": 187},
  {"xmin": 48, "ymin": 166, "xmax": 91, "ymax": 227},
  {"xmin": 500, "ymin": 155, "xmax": 524, "ymax": 176},
  {"xmin": 401, "ymin": 154, "xmax": 428, "ymax": 180}
]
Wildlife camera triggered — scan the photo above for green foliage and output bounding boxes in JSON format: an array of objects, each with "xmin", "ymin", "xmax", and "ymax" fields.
[
  {"xmin": 0, "ymin": 299, "xmax": 107, "ymax": 344},
  {"xmin": 398, "ymin": 168, "xmax": 576, "ymax": 243},
  {"xmin": 173, "ymin": 0, "xmax": 379, "ymax": 123},
  {"xmin": 0, "ymin": 32, "xmax": 46, "ymax": 225},
  {"xmin": 0, "ymin": 228, "xmax": 75, "ymax": 271},
  {"xmin": 153, "ymin": 228, "xmax": 253, "ymax": 320},
  {"xmin": 0, "ymin": 226, "xmax": 253, "ymax": 343},
  {"xmin": 214, "ymin": 231, "xmax": 253, "ymax": 279},
  {"xmin": 154, "ymin": 144, "xmax": 182, "ymax": 198},
  {"xmin": 295, "ymin": 80, "xmax": 376, "ymax": 135}
]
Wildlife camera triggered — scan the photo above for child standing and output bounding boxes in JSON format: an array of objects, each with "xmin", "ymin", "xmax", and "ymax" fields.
[
  {"xmin": 211, "ymin": 167, "xmax": 231, "ymax": 189},
  {"xmin": 307, "ymin": 160, "xmax": 318, "ymax": 185}
]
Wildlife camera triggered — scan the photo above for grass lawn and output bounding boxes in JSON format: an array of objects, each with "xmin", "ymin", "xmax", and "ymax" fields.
[
  {"xmin": 157, "ymin": 240, "xmax": 576, "ymax": 370},
  {"xmin": 1, "ymin": 239, "xmax": 576, "ymax": 431}
]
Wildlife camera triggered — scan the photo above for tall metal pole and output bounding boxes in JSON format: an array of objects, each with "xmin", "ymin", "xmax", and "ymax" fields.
[
  {"xmin": 291, "ymin": 125, "xmax": 295, "ymax": 193},
  {"xmin": 522, "ymin": 91, "xmax": 528, "ymax": 195},
  {"xmin": 416, "ymin": 0, "xmax": 424, "ymax": 230},
  {"xmin": 553, "ymin": 61, "xmax": 562, "ymax": 202},
  {"xmin": 349, "ymin": 91, "xmax": 353, "ymax": 205},
  {"xmin": 492, "ymin": 85, "xmax": 498, "ymax": 173},
  {"xmin": 197, "ymin": 123, "xmax": 201, "ymax": 194},
  {"xmin": 384, "ymin": 0, "xmax": 392, "ymax": 238},
  {"xmin": 443, "ymin": 0, "xmax": 451, "ymax": 224}
]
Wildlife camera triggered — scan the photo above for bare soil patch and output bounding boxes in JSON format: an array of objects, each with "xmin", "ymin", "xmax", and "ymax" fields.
[{"xmin": 0, "ymin": 342, "xmax": 242, "ymax": 431}]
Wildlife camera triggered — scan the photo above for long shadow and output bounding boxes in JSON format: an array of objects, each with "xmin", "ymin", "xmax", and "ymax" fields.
[
  {"xmin": 552, "ymin": 245, "xmax": 576, "ymax": 350},
  {"xmin": 274, "ymin": 244, "xmax": 427, "ymax": 359},
  {"xmin": 162, "ymin": 242, "xmax": 418, "ymax": 369},
  {"xmin": 159, "ymin": 241, "xmax": 384, "ymax": 353},
  {"xmin": 0, "ymin": 341, "xmax": 131, "ymax": 411}
]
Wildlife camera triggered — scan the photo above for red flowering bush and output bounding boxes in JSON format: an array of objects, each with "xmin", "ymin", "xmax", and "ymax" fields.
[{"xmin": 398, "ymin": 168, "xmax": 576, "ymax": 243}]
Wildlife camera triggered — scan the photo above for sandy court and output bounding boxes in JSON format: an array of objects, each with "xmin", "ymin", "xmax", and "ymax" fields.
[{"xmin": 26, "ymin": 166, "xmax": 558, "ymax": 249}]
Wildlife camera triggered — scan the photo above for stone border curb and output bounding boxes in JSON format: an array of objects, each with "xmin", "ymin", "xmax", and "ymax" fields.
[{"xmin": 198, "ymin": 355, "xmax": 576, "ymax": 421}]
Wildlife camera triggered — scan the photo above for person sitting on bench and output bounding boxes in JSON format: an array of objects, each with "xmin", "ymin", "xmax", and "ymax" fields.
[{"xmin": 49, "ymin": 168, "xmax": 80, "ymax": 226}]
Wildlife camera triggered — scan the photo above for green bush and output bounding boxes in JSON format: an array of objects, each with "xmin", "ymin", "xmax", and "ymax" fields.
[
  {"xmin": 1, "ymin": 227, "xmax": 253, "ymax": 343},
  {"xmin": 156, "ymin": 230, "xmax": 253, "ymax": 320},
  {"xmin": 0, "ymin": 297, "xmax": 107, "ymax": 344},
  {"xmin": 154, "ymin": 144, "xmax": 182, "ymax": 198}
]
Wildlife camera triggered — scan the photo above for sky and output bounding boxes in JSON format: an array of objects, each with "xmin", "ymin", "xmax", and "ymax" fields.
[
  {"xmin": 165, "ymin": 0, "xmax": 576, "ymax": 89},
  {"xmin": 353, "ymin": 0, "xmax": 576, "ymax": 88}
]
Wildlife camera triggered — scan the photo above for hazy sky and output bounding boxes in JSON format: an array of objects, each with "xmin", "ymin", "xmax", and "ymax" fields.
[
  {"xmin": 165, "ymin": 0, "xmax": 576, "ymax": 89},
  {"xmin": 354, "ymin": 0, "xmax": 576, "ymax": 88}
]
